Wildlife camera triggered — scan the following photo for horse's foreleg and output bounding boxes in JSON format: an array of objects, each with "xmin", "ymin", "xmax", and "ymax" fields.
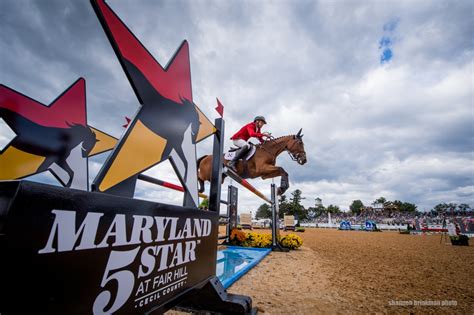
[
  {"xmin": 279, "ymin": 169, "xmax": 289, "ymax": 195},
  {"xmin": 174, "ymin": 145, "xmax": 189, "ymax": 179},
  {"xmin": 37, "ymin": 157, "xmax": 53, "ymax": 173},
  {"xmin": 260, "ymin": 166, "xmax": 289, "ymax": 195},
  {"xmin": 57, "ymin": 160, "xmax": 74, "ymax": 187}
]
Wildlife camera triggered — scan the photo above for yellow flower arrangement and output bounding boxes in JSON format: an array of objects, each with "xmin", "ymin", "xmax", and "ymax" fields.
[
  {"xmin": 245, "ymin": 232, "xmax": 272, "ymax": 248},
  {"xmin": 228, "ymin": 229, "xmax": 272, "ymax": 248},
  {"xmin": 280, "ymin": 234, "xmax": 303, "ymax": 249},
  {"xmin": 229, "ymin": 230, "xmax": 303, "ymax": 249}
]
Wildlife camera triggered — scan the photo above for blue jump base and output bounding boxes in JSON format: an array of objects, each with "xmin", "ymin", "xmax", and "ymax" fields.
[{"xmin": 216, "ymin": 246, "xmax": 271, "ymax": 289}]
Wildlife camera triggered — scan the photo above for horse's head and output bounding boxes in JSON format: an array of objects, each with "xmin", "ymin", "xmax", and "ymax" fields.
[
  {"xmin": 287, "ymin": 129, "xmax": 307, "ymax": 165},
  {"xmin": 81, "ymin": 127, "xmax": 98, "ymax": 158},
  {"xmin": 181, "ymin": 97, "xmax": 201, "ymax": 143},
  {"xmin": 68, "ymin": 123, "xmax": 98, "ymax": 157}
]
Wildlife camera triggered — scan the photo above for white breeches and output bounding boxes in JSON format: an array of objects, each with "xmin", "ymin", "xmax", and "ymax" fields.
[{"xmin": 233, "ymin": 139, "xmax": 249, "ymax": 148}]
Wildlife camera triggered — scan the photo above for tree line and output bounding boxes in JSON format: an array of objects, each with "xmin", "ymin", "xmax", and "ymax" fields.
[{"xmin": 254, "ymin": 190, "xmax": 472, "ymax": 221}]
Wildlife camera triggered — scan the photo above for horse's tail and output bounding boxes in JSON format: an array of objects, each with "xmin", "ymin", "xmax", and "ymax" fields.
[{"xmin": 197, "ymin": 155, "xmax": 208, "ymax": 193}]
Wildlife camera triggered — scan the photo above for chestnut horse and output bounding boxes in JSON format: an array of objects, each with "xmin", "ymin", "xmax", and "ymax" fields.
[{"xmin": 197, "ymin": 129, "xmax": 307, "ymax": 195}]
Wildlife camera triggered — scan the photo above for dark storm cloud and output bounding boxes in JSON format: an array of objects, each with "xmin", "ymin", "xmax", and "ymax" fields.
[{"xmin": 0, "ymin": 0, "xmax": 137, "ymax": 135}]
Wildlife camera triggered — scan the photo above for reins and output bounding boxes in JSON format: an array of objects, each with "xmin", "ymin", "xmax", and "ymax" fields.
[{"xmin": 257, "ymin": 135, "xmax": 295, "ymax": 158}]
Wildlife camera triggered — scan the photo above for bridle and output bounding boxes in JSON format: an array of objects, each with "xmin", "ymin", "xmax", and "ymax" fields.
[
  {"xmin": 259, "ymin": 135, "xmax": 306, "ymax": 164},
  {"xmin": 287, "ymin": 150, "xmax": 306, "ymax": 163},
  {"xmin": 286, "ymin": 139, "xmax": 306, "ymax": 164}
]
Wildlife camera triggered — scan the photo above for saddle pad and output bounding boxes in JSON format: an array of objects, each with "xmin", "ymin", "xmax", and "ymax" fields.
[{"xmin": 224, "ymin": 146, "xmax": 256, "ymax": 161}]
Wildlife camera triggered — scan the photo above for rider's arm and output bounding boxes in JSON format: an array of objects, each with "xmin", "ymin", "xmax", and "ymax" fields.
[
  {"xmin": 259, "ymin": 132, "xmax": 271, "ymax": 143},
  {"xmin": 246, "ymin": 123, "xmax": 264, "ymax": 141}
]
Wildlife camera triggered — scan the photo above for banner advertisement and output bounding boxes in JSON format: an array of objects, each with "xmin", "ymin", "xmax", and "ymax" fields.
[{"xmin": 0, "ymin": 181, "xmax": 218, "ymax": 314}]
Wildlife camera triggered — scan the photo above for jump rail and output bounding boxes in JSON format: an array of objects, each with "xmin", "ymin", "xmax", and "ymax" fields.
[
  {"xmin": 138, "ymin": 174, "xmax": 209, "ymax": 199},
  {"xmin": 225, "ymin": 168, "xmax": 272, "ymax": 204}
]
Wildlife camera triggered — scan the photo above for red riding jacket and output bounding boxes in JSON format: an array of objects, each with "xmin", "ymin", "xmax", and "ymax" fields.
[{"xmin": 230, "ymin": 122, "xmax": 264, "ymax": 143}]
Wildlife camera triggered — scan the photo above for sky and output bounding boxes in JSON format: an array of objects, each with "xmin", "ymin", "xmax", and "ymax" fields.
[{"xmin": 1, "ymin": 0, "xmax": 473, "ymax": 214}]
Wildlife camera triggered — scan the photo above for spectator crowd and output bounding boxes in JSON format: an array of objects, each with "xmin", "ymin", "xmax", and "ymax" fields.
[{"xmin": 312, "ymin": 209, "xmax": 473, "ymax": 226}]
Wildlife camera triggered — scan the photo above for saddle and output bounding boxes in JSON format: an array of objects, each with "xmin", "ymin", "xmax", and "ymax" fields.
[{"xmin": 224, "ymin": 145, "xmax": 256, "ymax": 161}]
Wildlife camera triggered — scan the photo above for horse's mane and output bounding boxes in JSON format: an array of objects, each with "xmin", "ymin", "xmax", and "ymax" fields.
[
  {"xmin": 256, "ymin": 135, "xmax": 294, "ymax": 148},
  {"xmin": 67, "ymin": 123, "xmax": 96, "ymax": 139}
]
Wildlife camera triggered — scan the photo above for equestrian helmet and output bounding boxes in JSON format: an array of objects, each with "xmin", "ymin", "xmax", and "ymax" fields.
[{"xmin": 254, "ymin": 116, "xmax": 267, "ymax": 124}]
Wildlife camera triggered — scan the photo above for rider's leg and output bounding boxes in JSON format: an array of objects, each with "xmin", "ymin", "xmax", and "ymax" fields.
[
  {"xmin": 233, "ymin": 139, "xmax": 248, "ymax": 148},
  {"xmin": 227, "ymin": 139, "xmax": 249, "ymax": 170}
]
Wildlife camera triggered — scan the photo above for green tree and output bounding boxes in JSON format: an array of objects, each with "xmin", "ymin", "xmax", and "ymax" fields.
[
  {"xmin": 326, "ymin": 204, "xmax": 341, "ymax": 214},
  {"xmin": 278, "ymin": 194, "xmax": 290, "ymax": 219},
  {"xmin": 280, "ymin": 189, "xmax": 308, "ymax": 221},
  {"xmin": 433, "ymin": 202, "xmax": 456, "ymax": 213},
  {"xmin": 372, "ymin": 197, "xmax": 386, "ymax": 206},
  {"xmin": 399, "ymin": 202, "xmax": 417, "ymax": 212},
  {"xmin": 350, "ymin": 200, "xmax": 364, "ymax": 215},
  {"xmin": 290, "ymin": 189, "xmax": 305, "ymax": 206},
  {"xmin": 308, "ymin": 204, "xmax": 326, "ymax": 220},
  {"xmin": 434, "ymin": 203, "xmax": 449, "ymax": 213},
  {"xmin": 255, "ymin": 203, "xmax": 272, "ymax": 219},
  {"xmin": 290, "ymin": 189, "xmax": 308, "ymax": 221},
  {"xmin": 458, "ymin": 203, "xmax": 471, "ymax": 212},
  {"xmin": 447, "ymin": 203, "xmax": 457, "ymax": 212}
]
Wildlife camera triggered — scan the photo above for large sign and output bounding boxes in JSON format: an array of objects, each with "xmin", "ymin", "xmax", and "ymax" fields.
[{"xmin": 0, "ymin": 181, "xmax": 218, "ymax": 314}]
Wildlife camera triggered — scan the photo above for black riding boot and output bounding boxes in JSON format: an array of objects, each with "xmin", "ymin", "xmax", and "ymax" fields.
[{"xmin": 227, "ymin": 146, "xmax": 248, "ymax": 171}]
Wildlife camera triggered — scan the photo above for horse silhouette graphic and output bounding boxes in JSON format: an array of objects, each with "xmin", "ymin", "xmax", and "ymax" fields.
[
  {"xmin": 126, "ymin": 59, "xmax": 200, "ymax": 173},
  {"xmin": 0, "ymin": 79, "xmax": 116, "ymax": 190},
  {"xmin": 0, "ymin": 108, "xmax": 97, "ymax": 187},
  {"xmin": 92, "ymin": 0, "xmax": 215, "ymax": 207}
]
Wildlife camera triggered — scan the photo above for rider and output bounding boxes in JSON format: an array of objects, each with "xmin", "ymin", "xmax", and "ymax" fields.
[{"xmin": 227, "ymin": 116, "xmax": 270, "ymax": 171}]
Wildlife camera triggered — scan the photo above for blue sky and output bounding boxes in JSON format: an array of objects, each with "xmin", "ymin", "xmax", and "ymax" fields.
[
  {"xmin": 379, "ymin": 18, "xmax": 398, "ymax": 64},
  {"xmin": 0, "ymin": 0, "xmax": 473, "ymax": 212}
]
